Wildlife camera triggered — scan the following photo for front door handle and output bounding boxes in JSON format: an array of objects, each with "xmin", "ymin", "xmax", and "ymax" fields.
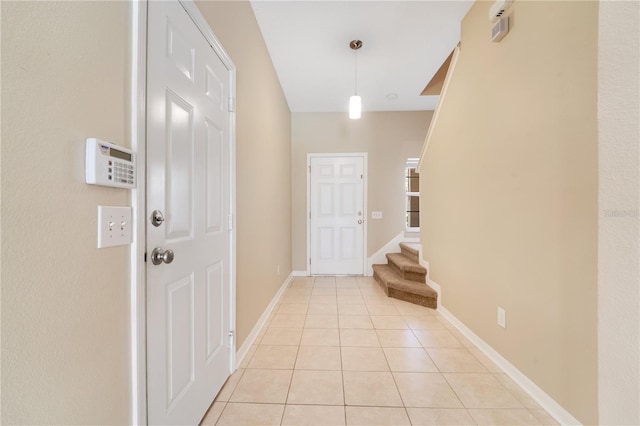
[{"xmin": 151, "ymin": 248, "xmax": 174, "ymax": 265}]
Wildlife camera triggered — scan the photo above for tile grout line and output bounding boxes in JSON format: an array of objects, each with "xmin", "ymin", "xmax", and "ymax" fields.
[
  {"xmin": 333, "ymin": 276, "xmax": 347, "ymax": 426},
  {"xmin": 338, "ymin": 300, "xmax": 347, "ymax": 425},
  {"xmin": 206, "ymin": 399, "xmax": 226, "ymax": 425},
  {"xmin": 281, "ymin": 276, "xmax": 311, "ymax": 425},
  {"xmin": 380, "ymin": 331, "xmax": 414, "ymax": 425}
]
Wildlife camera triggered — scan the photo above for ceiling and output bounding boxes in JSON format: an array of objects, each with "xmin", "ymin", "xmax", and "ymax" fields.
[{"xmin": 250, "ymin": 1, "xmax": 473, "ymax": 113}]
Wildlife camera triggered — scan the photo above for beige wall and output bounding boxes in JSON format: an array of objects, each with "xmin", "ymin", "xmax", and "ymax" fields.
[
  {"xmin": 419, "ymin": 1, "xmax": 598, "ymax": 424},
  {"xmin": 1, "ymin": 1, "xmax": 292, "ymax": 421},
  {"xmin": 196, "ymin": 1, "xmax": 292, "ymax": 348},
  {"xmin": 292, "ymin": 112, "xmax": 431, "ymax": 271},
  {"xmin": 597, "ymin": 1, "xmax": 640, "ymax": 424},
  {"xmin": 1, "ymin": 2, "xmax": 131, "ymax": 424}
]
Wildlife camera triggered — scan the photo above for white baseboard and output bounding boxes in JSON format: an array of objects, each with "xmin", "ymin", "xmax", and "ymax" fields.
[
  {"xmin": 235, "ymin": 273, "xmax": 294, "ymax": 369},
  {"xmin": 367, "ymin": 232, "xmax": 419, "ymax": 276},
  {"xmin": 291, "ymin": 270, "xmax": 308, "ymax": 277},
  {"xmin": 435, "ymin": 292, "xmax": 581, "ymax": 426}
]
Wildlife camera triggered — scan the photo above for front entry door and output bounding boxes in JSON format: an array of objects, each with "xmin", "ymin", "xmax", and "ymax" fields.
[
  {"xmin": 309, "ymin": 155, "xmax": 365, "ymax": 275},
  {"xmin": 146, "ymin": 1, "xmax": 232, "ymax": 424}
]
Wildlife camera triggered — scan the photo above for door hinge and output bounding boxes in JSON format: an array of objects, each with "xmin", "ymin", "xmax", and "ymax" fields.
[
  {"xmin": 360, "ymin": 174, "xmax": 363, "ymax": 180},
  {"xmin": 308, "ymin": 165, "xmax": 311, "ymax": 173},
  {"xmin": 228, "ymin": 97, "xmax": 235, "ymax": 112},
  {"xmin": 228, "ymin": 213, "xmax": 233, "ymax": 230},
  {"xmin": 144, "ymin": 252, "xmax": 147, "ymax": 263},
  {"xmin": 229, "ymin": 330, "xmax": 235, "ymax": 347},
  {"xmin": 309, "ymin": 258, "xmax": 312, "ymax": 265},
  {"xmin": 309, "ymin": 211, "xmax": 311, "ymax": 219}
]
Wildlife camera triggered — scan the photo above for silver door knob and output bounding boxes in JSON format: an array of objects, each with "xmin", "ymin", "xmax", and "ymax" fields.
[
  {"xmin": 151, "ymin": 248, "xmax": 174, "ymax": 265},
  {"xmin": 151, "ymin": 210, "xmax": 165, "ymax": 227},
  {"xmin": 358, "ymin": 219, "xmax": 363, "ymax": 224}
]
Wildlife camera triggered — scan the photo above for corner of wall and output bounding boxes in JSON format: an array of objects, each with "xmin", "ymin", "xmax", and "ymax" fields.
[{"xmin": 597, "ymin": 1, "xmax": 640, "ymax": 424}]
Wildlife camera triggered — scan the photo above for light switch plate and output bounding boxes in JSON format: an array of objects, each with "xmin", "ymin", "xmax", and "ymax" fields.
[
  {"xmin": 371, "ymin": 211, "xmax": 383, "ymax": 219},
  {"xmin": 98, "ymin": 206, "xmax": 132, "ymax": 248}
]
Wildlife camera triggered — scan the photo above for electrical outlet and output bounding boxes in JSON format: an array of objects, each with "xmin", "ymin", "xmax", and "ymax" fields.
[{"xmin": 497, "ymin": 307, "xmax": 506, "ymax": 328}]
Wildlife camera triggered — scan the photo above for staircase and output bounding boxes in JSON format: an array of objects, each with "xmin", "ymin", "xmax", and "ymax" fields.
[{"xmin": 372, "ymin": 242, "xmax": 437, "ymax": 309}]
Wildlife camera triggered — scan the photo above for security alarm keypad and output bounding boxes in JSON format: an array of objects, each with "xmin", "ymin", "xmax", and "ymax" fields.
[{"xmin": 86, "ymin": 138, "xmax": 136, "ymax": 189}]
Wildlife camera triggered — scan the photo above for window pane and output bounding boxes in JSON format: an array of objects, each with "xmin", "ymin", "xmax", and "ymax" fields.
[
  {"xmin": 408, "ymin": 212, "xmax": 420, "ymax": 228},
  {"xmin": 406, "ymin": 168, "xmax": 419, "ymax": 192},
  {"xmin": 407, "ymin": 195, "xmax": 419, "ymax": 211},
  {"xmin": 406, "ymin": 195, "xmax": 419, "ymax": 228},
  {"xmin": 405, "ymin": 164, "xmax": 420, "ymax": 229}
]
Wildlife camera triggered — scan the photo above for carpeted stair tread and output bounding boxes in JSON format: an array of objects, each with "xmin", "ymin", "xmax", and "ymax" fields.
[
  {"xmin": 386, "ymin": 253, "xmax": 426, "ymax": 275},
  {"xmin": 372, "ymin": 264, "xmax": 437, "ymax": 309}
]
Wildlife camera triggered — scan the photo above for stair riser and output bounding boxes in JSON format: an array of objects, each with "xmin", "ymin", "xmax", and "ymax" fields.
[
  {"xmin": 387, "ymin": 258, "xmax": 426, "ymax": 282},
  {"xmin": 388, "ymin": 288, "xmax": 437, "ymax": 309},
  {"xmin": 400, "ymin": 248, "xmax": 419, "ymax": 264},
  {"xmin": 389, "ymin": 260, "xmax": 403, "ymax": 276},
  {"xmin": 405, "ymin": 271, "xmax": 426, "ymax": 283},
  {"xmin": 387, "ymin": 253, "xmax": 427, "ymax": 282}
]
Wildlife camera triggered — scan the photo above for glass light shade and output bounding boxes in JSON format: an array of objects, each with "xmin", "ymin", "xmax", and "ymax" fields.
[{"xmin": 349, "ymin": 95, "xmax": 361, "ymax": 119}]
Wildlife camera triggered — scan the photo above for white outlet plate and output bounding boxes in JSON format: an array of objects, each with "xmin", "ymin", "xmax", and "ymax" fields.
[
  {"xmin": 371, "ymin": 211, "xmax": 383, "ymax": 219},
  {"xmin": 497, "ymin": 307, "xmax": 506, "ymax": 328},
  {"xmin": 98, "ymin": 206, "xmax": 132, "ymax": 248}
]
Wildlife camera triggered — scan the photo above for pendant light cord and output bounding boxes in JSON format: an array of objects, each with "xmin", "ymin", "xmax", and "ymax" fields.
[
  {"xmin": 354, "ymin": 49, "xmax": 358, "ymax": 96},
  {"xmin": 349, "ymin": 40, "xmax": 363, "ymax": 97}
]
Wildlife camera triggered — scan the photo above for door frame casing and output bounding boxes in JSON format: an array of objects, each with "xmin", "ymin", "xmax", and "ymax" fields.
[
  {"xmin": 129, "ymin": 2, "xmax": 147, "ymax": 424},
  {"xmin": 129, "ymin": 2, "xmax": 237, "ymax": 423},
  {"xmin": 306, "ymin": 153, "xmax": 368, "ymax": 276}
]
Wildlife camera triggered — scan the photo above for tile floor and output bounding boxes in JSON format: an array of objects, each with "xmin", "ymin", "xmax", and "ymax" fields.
[{"xmin": 201, "ymin": 276, "xmax": 559, "ymax": 425}]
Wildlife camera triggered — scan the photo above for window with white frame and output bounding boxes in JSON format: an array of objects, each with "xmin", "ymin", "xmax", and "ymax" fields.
[{"xmin": 405, "ymin": 158, "xmax": 420, "ymax": 230}]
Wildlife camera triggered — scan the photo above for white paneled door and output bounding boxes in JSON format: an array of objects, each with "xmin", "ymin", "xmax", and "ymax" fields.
[
  {"xmin": 146, "ymin": 2, "xmax": 232, "ymax": 424},
  {"xmin": 309, "ymin": 155, "xmax": 365, "ymax": 275}
]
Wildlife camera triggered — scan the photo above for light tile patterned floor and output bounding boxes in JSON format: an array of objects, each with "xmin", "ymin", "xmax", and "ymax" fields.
[{"xmin": 201, "ymin": 276, "xmax": 559, "ymax": 426}]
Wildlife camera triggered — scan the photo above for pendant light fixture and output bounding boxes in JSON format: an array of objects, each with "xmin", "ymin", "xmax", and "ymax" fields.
[{"xmin": 349, "ymin": 39, "xmax": 363, "ymax": 119}]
